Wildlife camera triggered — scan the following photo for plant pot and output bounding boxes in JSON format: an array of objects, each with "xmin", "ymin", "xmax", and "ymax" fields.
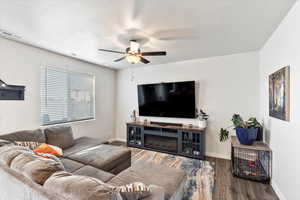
[
  {"xmin": 256, "ymin": 127, "xmax": 263, "ymax": 141},
  {"xmin": 236, "ymin": 127, "xmax": 258, "ymax": 145}
]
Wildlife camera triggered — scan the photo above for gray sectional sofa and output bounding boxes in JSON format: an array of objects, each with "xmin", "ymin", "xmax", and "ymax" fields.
[{"xmin": 0, "ymin": 126, "xmax": 187, "ymax": 200}]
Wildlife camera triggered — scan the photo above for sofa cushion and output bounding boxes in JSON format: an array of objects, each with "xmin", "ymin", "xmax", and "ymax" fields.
[
  {"xmin": 59, "ymin": 158, "xmax": 85, "ymax": 173},
  {"xmin": 10, "ymin": 151, "xmax": 40, "ymax": 171},
  {"xmin": 63, "ymin": 137, "xmax": 105, "ymax": 156},
  {"xmin": 66, "ymin": 144, "xmax": 131, "ymax": 172},
  {"xmin": 44, "ymin": 171, "xmax": 118, "ymax": 200},
  {"xmin": 73, "ymin": 165, "xmax": 115, "ymax": 182},
  {"xmin": 0, "ymin": 146, "xmax": 30, "ymax": 166},
  {"xmin": 36, "ymin": 153, "xmax": 64, "ymax": 167},
  {"xmin": 108, "ymin": 162, "xmax": 187, "ymax": 200},
  {"xmin": 0, "ymin": 162, "xmax": 69, "ymax": 200},
  {"xmin": 10, "ymin": 151, "xmax": 64, "ymax": 185},
  {"xmin": 0, "ymin": 129, "xmax": 45, "ymax": 143},
  {"xmin": 0, "ymin": 139, "xmax": 13, "ymax": 147},
  {"xmin": 0, "ymin": 150, "xmax": 27, "ymax": 167},
  {"xmin": 44, "ymin": 126, "xmax": 74, "ymax": 149},
  {"xmin": 23, "ymin": 157, "xmax": 64, "ymax": 185},
  {"xmin": 0, "ymin": 145, "xmax": 30, "ymax": 155}
]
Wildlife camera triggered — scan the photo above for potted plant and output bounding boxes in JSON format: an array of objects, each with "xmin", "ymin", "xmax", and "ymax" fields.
[
  {"xmin": 247, "ymin": 117, "xmax": 264, "ymax": 141},
  {"xmin": 196, "ymin": 109, "xmax": 209, "ymax": 129},
  {"xmin": 219, "ymin": 114, "xmax": 262, "ymax": 145}
]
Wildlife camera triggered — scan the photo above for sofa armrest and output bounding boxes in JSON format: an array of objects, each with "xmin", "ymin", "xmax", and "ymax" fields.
[{"xmin": 0, "ymin": 163, "xmax": 67, "ymax": 200}]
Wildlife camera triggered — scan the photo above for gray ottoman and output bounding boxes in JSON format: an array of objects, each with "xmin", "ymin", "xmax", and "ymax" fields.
[
  {"xmin": 107, "ymin": 162, "xmax": 187, "ymax": 200},
  {"xmin": 66, "ymin": 144, "xmax": 131, "ymax": 174}
]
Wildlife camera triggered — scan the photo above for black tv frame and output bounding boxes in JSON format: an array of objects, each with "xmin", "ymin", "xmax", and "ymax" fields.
[{"xmin": 137, "ymin": 81, "xmax": 196, "ymax": 119}]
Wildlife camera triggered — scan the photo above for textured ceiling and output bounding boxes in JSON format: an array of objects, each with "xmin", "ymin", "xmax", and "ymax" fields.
[{"xmin": 0, "ymin": 0, "xmax": 296, "ymax": 69}]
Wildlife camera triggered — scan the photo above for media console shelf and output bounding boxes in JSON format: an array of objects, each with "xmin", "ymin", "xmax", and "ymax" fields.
[{"xmin": 127, "ymin": 122, "xmax": 205, "ymax": 160}]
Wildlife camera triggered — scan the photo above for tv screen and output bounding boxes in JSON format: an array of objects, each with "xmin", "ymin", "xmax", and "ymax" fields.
[{"xmin": 138, "ymin": 81, "xmax": 196, "ymax": 118}]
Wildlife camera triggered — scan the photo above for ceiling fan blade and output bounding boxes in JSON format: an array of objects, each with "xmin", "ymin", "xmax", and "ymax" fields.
[
  {"xmin": 98, "ymin": 49, "xmax": 125, "ymax": 54},
  {"xmin": 140, "ymin": 57, "xmax": 150, "ymax": 64},
  {"xmin": 114, "ymin": 57, "xmax": 126, "ymax": 62},
  {"xmin": 141, "ymin": 51, "xmax": 167, "ymax": 56}
]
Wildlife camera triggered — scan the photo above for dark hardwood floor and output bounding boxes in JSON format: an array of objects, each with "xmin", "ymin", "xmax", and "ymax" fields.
[
  {"xmin": 110, "ymin": 141, "xmax": 279, "ymax": 200},
  {"xmin": 205, "ymin": 157, "xmax": 278, "ymax": 200}
]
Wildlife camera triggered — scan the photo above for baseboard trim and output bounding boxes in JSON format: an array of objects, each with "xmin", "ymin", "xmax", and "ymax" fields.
[
  {"xmin": 114, "ymin": 138, "xmax": 126, "ymax": 143},
  {"xmin": 205, "ymin": 152, "xmax": 231, "ymax": 160},
  {"xmin": 112, "ymin": 138, "xmax": 230, "ymax": 160},
  {"xmin": 108, "ymin": 138, "xmax": 121, "ymax": 143},
  {"xmin": 271, "ymin": 180, "xmax": 286, "ymax": 200}
]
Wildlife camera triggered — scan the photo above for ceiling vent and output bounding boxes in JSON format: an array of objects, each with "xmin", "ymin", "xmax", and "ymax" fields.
[{"xmin": 0, "ymin": 29, "xmax": 21, "ymax": 40}]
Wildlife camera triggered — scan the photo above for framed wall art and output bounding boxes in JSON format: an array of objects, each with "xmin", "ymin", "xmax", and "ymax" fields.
[{"xmin": 269, "ymin": 66, "xmax": 290, "ymax": 121}]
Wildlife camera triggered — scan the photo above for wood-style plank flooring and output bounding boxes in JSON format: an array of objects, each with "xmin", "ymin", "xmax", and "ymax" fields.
[
  {"xmin": 206, "ymin": 157, "xmax": 278, "ymax": 200},
  {"xmin": 110, "ymin": 141, "xmax": 279, "ymax": 200}
]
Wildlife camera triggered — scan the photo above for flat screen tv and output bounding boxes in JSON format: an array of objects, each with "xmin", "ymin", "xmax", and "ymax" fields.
[{"xmin": 138, "ymin": 81, "xmax": 196, "ymax": 118}]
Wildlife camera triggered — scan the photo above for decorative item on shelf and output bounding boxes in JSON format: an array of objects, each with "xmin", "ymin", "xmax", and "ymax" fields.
[
  {"xmin": 219, "ymin": 114, "xmax": 263, "ymax": 145},
  {"xmin": 143, "ymin": 118, "xmax": 148, "ymax": 124},
  {"xmin": 183, "ymin": 147, "xmax": 192, "ymax": 155},
  {"xmin": 130, "ymin": 109, "xmax": 138, "ymax": 122},
  {"xmin": 196, "ymin": 109, "xmax": 209, "ymax": 129},
  {"xmin": 193, "ymin": 151, "xmax": 200, "ymax": 156}
]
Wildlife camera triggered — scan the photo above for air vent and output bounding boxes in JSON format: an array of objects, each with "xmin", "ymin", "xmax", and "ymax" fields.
[{"xmin": 0, "ymin": 29, "xmax": 21, "ymax": 40}]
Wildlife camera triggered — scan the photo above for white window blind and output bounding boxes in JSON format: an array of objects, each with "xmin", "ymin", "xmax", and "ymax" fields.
[{"xmin": 41, "ymin": 67, "xmax": 95, "ymax": 125}]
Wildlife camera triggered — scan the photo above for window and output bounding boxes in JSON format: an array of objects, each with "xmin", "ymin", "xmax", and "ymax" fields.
[{"xmin": 41, "ymin": 67, "xmax": 95, "ymax": 125}]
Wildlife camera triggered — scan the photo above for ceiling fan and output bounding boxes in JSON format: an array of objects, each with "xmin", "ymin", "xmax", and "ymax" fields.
[{"xmin": 98, "ymin": 40, "xmax": 167, "ymax": 64}]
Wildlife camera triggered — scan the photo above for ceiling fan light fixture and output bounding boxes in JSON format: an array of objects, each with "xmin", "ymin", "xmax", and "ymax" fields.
[
  {"xmin": 98, "ymin": 40, "xmax": 166, "ymax": 64},
  {"xmin": 130, "ymin": 40, "xmax": 140, "ymax": 53},
  {"xmin": 126, "ymin": 54, "xmax": 141, "ymax": 64}
]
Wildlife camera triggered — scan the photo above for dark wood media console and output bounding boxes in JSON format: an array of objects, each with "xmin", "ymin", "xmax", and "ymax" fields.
[{"xmin": 127, "ymin": 122, "xmax": 205, "ymax": 160}]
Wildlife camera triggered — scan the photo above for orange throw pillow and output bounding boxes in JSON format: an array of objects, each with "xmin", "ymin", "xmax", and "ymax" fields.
[{"xmin": 33, "ymin": 144, "xmax": 63, "ymax": 157}]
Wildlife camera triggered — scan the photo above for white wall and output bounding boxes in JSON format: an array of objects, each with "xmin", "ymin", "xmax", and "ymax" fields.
[
  {"xmin": 115, "ymin": 52, "xmax": 260, "ymax": 159},
  {"xmin": 0, "ymin": 37, "xmax": 116, "ymax": 141},
  {"xmin": 260, "ymin": 1, "xmax": 300, "ymax": 199}
]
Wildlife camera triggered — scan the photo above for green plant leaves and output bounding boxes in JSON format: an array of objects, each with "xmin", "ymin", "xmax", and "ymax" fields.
[
  {"xmin": 219, "ymin": 128, "xmax": 229, "ymax": 142},
  {"xmin": 231, "ymin": 114, "xmax": 245, "ymax": 128},
  {"xmin": 246, "ymin": 117, "xmax": 262, "ymax": 128},
  {"xmin": 219, "ymin": 114, "xmax": 262, "ymax": 142}
]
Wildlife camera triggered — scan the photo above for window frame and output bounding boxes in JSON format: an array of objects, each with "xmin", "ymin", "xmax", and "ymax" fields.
[{"xmin": 40, "ymin": 66, "xmax": 96, "ymax": 126}]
